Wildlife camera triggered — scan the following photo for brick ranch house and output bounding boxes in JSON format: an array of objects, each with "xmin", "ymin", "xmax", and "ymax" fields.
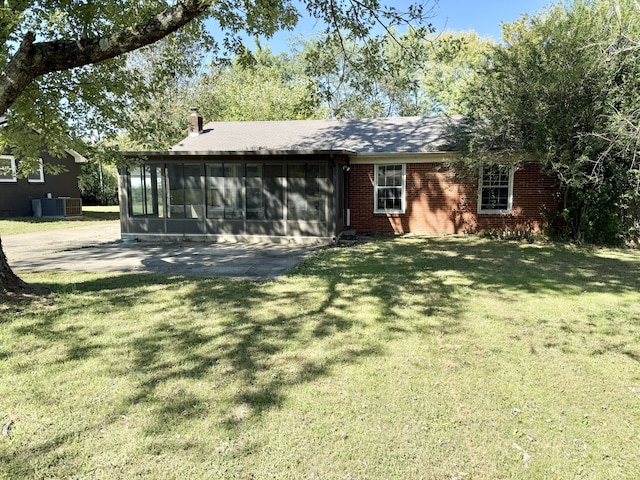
[{"xmin": 119, "ymin": 115, "xmax": 562, "ymax": 242}]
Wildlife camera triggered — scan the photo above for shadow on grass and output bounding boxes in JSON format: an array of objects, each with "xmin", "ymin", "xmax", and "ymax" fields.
[
  {"xmin": 1, "ymin": 210, "xmax": 118, "ymax": 224},
  {"xmin": 296, "ymin": 236, "xmax": 640, "ymax": 296},
  {"xmin": 2, "ymin": 236, "xmax": 639, "ymax": 472}
]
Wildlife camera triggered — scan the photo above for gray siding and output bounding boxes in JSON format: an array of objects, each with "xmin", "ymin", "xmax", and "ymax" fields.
[{"xmin": 0, "ymin": 150, "xmax": 81, "ymax": 217}]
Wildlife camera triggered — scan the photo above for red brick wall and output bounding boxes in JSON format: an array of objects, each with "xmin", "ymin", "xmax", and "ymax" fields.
[{"xmin": 348, "ymin": 162, "xmax": 562, "ymax": 234}]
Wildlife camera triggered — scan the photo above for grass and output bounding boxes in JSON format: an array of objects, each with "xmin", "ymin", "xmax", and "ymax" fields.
[
  {"xmin": 1, "ymin": 236, "xmax": 639, "ymax": 479},
  {"xmin": 0, "ymin": 205, "xmax": 119, "ymax": 235}
]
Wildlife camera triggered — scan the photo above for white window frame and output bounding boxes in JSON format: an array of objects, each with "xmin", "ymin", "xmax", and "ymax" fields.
[
  {"xmin": 374, "ymin": 163, "xmax": 406, "ymax": 214},
  {"xmin": 0, "ymin": 155, "xmax": 17, "ymax": 183},
  {"xmin": 27, "ymin": 158, "xmax": 45, "ymax": 183},
  {"xmin": 477, "ymin": 164, "xmax": 514, "ymax": 214}
]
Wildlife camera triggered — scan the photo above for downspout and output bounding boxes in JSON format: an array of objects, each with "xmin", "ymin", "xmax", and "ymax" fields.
[
  {"xmin": 329, "ymin": 153, "xmax": 337, "ymax": 240},
  {"xmin": 344, "ymin": 160, "xmax": 351, "ymax": 227}
]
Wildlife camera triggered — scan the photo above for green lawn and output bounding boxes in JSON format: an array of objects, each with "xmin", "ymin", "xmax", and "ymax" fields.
[
  {"xmin": 0, "ymin": 205, "xmax": 119, "ymax": 236},
  {"xmin": 1, "ymin": 236, "xmax": 639, "ymax": 479}
]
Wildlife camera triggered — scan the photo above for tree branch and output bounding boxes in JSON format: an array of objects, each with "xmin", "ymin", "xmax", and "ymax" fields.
[{"xmin": 0, "ymin": 0, "xmax": 212, "ymax": 116}]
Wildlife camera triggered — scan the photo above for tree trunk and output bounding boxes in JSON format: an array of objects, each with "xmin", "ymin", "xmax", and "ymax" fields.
[{"xmin": 0, "ymin": 235, "xmax": 48, "ymax": 295}]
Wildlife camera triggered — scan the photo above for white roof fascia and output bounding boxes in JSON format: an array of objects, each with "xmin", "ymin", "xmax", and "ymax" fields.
[
  {"xmin": 348, "ymin": 151, "xmax": 459, "ymax": 164},
  {"xmin": 67, "ymin": 149, "xmax": 87, "ymax": 163}
]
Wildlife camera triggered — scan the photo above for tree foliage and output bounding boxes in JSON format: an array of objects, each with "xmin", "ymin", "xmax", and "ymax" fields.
[
  {"xmin": 299, "ymin": 29, "xmax": 492, "ymax": 118},
  {"xmin": 119, "ymin": 32, "xmax": 211, "ymax": 150},
  {"xmin": 119, "ymin": 41, "xmax": 326, "ymax": 151},
  {"xmin": 1, "ymin": 0, "xmax": 432, "ymax": 157},
  {"xmin": 0, "ymin": 1, "xmax": 213, "ymax": 158},
  {"xmin": 460, "ymin": 0, "xmax": 640, "ymax": 244},
  {"xmin": 120, "ymin": 28, "xmax": 489, "ymax": 149},
  {"xmin": 197, "ymin": 43, "xmax": 326, "ymax": 123},
  {"xmin": 78, "ymin": 161, "xmax": 119, "ymax": 206}
]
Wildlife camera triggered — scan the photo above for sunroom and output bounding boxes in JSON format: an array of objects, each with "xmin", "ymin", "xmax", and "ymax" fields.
[{"xmin": 119, "ymin": 151, "xmax": 348, "ymax": 242}]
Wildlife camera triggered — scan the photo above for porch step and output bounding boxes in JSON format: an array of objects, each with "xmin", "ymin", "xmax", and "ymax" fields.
[{"xmin": 337, "ymin": 229, "xmax": 357, "ymax": 243}]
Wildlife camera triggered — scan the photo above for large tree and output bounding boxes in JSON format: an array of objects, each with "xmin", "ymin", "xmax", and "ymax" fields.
[
  {"xmin": 0, "ymin": 0, "xmax": 432, "ymax": 294},
  {"xmin": 299, "ymin": 28, "xmax": 491, "ymax": 118},
  {"xmin": 459, "ymin": 0, "xmax": 640, "ymax": 244},
  {"xmin": 119, "ymin": 41, "xmax": 326, "ymax": 152},
  {"xmin": 197, "ymin": 43, "xmax": 326, "ymax": 123}
]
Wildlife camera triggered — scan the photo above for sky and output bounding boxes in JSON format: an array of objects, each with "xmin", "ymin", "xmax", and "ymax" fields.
[
  {"xmin": 257, "ymin": 0, "xmax": 558, "ymax": 52},
  {"xmin": 428, "ymin": 0, "xmax": 556, "ymax": 39}
]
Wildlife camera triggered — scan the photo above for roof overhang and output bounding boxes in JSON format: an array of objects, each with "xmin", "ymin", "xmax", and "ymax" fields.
[
  {"xmin": 123, "ymin": 149, "xmax": 460, "ymax": 159},
  {"xmin": 122, "ymin": 149, "xmax": 461, "ymax": 167},
  {"xmin": 349, "ymin": 151, "xmax": 460, "ymax": 164},
  {"xmin": 124, "ymin": 149, "xmax": 355, "ymax": 158},
  {"xmin": 67, "ymin": 149, "xmax": 87, "ymax": 163}
]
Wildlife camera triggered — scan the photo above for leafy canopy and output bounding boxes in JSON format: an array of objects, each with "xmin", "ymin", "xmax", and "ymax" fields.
[
  {"xmin": 0, "ymin": 0, "xmax": 433, "ymax": 167},
  {"xmin": 299, "ymin": 29, "xmax": 491, "ymax": 118},
  {"xmin": 460, "ymin": 0, "xmax": 640, "ymax": 243}
]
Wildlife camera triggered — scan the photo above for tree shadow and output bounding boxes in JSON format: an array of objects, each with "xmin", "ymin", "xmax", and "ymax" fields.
[
  {"xmin": 2, "ymin": 236, "xmax": 639, "ymax": 475},
  {"xmin": 1, "ymin": 213, "xmax": 118, "ymax": 224}
]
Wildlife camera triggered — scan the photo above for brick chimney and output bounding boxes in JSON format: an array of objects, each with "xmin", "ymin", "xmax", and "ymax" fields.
[{"xmin": 187, "ymin": 108, "xmax": 203, "ymax": 136}]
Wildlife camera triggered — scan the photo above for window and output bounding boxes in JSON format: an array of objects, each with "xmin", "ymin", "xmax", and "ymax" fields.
[
  {"xmin": 262, "ymin": 164, "xmax": 284, "ymax": 221},
  {"xmin": 206, "ymin": 163, "xmax": 243, "ymax": 219},
  {"xmin": 167, "ymin": 163, "xmax": 204, "ymax": 218},
  {"xmin": 130, "ymin": 164, "xmax": 164, "ymax": 217},
  {"xmin": 287, "ymin": 163, "xmax": 326, "ymax": 221},
  {"xmin": 246, "ymin": 164, "xmax": 264, "ymax": 220},
  {"xmin": 478, "ymin": 164, "xmax": 514, "ymax": 214},
  {"xmin": 0, "ymin": 155, "xmax": 17, "ymax": 182},
  {"xmin": 374, "ymin": 164, "xmax": 405, "ymax": 213},
  {"xmin": 27, "ymin": 158, "xmax": 45, "ymax": 183}
]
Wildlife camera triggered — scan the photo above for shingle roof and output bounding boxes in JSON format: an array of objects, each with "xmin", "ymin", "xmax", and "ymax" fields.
[{"xmin": 169, "ymin": 116, "xmax": 459, "ymax": 154}]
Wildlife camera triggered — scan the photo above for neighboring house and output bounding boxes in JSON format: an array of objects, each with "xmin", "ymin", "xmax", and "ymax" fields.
[
  {"xmin": 0, "ymin": 148, "xmax": 85, "ymax": 217},
  {"xmin": 119, "ymin": 115, "xmax": 562, "ymax": 242},
  {"xmin": 0, "ymin": 116, "xmax": 86, "ymax": 217}
]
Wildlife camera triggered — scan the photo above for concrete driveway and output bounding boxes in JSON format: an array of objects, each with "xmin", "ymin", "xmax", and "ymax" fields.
[{"xmin": 3, "ymin": 223, "xmax": 320, "ymax": 280}]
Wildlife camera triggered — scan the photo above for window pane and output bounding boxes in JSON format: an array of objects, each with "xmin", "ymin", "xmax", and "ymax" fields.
[
  {"xmin": 167, "ymin": 164, "xmax": 185, "ymax": 218},
  {"xmin": 130, "ymin": 166, "xmax": 145, "ymax": 215},
  {"xmin": 130, "ymin": 165, "xmax": 163, "ymax": 217},
  {"xmin": 246, "ymin": 164, "xmax": 264, "ymax": 220},
  {"xmin": 207, "ymin": 163, "xmax": 242, "ymax": 219},
  {"xmin": 483, "ymin": 165, "xmax": 509, "ymax": 186},
  {"xmin": 287, "ymin": 165, "xmax": 306, "ymax": 220},
  {"xmin": 378, "ymin": 186, "xmax": 402, "ymax": 210},
  {"xmin": 481, "ymin": 187, "xmax": 509, "ymax": 210},
  {"xmin": 287, "ymin": 163, "xmax": 326, "ymax": 221},
  {"xmin": 27, "ymin": 160, "xmax": 44, "ymax": 182},
  {"xmin": 306, "ymin": 163, "xmax": 324, "ymax": 221},
  {"xmin": 375, "ymin": 164, "xmax": 404, "ymax": 212},
  {"xmin": 480, "ymin": 165, "xmax": 510, "ymax": 210},
  {"xmin": 288, "ymin": 164, "xmax": 305, "ymax": 178},
  {"xmin": 206, "ymin": 163, "xmax": 225, "ymax": 218},
  {"xmin": 224, "ymin": 164, "xmax": 243, "ymax": 219},
  {"xmin": 264, "ymin": 164, "xmax": 284, "ymax": 220},
  {"xmin": 144, "ymin": 166, "xmax": 154, "ymax": 215},
  {"xmin": 154, "ymin": 166, "xmax": 164, "ymax": 217},
  {"xmin": 0, "ymin": 157, "xmax": 16, "ymax": 181},
  {"xmin": 378, "ymin": 164, "xmax": 402, "ymax": 188},
  {"xmin": 183, "ymin": 164, "xmax": 204, "ymax": 218}
]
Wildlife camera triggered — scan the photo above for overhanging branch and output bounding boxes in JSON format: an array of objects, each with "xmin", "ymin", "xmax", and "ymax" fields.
[{"xmin": 0, "ymin": 0, "xmax": 212, "ymax": 116}]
